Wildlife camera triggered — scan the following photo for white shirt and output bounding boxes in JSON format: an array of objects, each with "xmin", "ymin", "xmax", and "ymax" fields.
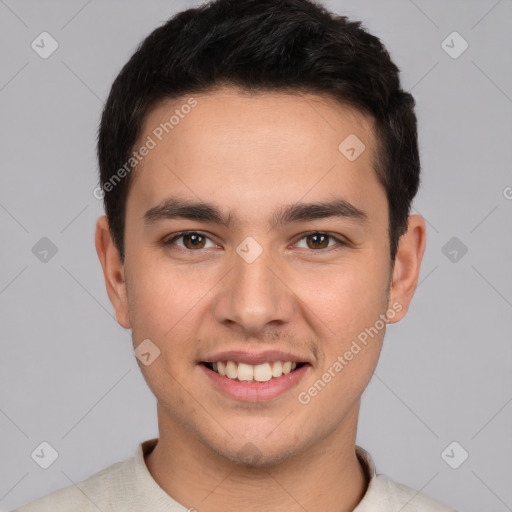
[{"xmin": 13, "ymin": 438, "xmax": 457, "ymax": 511}]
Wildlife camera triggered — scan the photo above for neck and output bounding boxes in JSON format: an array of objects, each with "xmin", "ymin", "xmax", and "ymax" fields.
[{"xmin": 145, "ymin": 403, "xmax": 368, "ymax": 512}]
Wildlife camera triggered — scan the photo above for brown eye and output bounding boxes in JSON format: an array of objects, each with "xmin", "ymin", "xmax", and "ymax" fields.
[
  {"xmin": 305, "ymin": 232, "xmax": 330, "ymax": 249},
  {"xmin": 294, "ymin": 232, "xmax": 347, "ymax": 252},
  {"xmin": 182, "ymin": 233, "xmax": 206, "ymax": 249},
  {"xmin": 165, "ymin": 232, "xmax": 215, "ymax": 250}
]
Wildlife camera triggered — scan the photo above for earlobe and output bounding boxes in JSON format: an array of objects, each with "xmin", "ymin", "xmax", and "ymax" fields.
[
  {"xmin": 95, "ymin": 215, "xmax": 131, "ymax": 329},
  {"xmin": 387, "ymin": 214, "xmax": 427, "ymax": 324}
]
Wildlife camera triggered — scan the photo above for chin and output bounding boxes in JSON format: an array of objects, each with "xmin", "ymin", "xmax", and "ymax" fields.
[{"xmin": 206, "ymin": 435, "xmax": 304, "ymax": 469}]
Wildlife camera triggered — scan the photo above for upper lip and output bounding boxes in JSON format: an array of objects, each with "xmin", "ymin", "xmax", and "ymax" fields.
[{"xmin": 200, "ymin": 350, "xmax": 311, "ymax": 366}]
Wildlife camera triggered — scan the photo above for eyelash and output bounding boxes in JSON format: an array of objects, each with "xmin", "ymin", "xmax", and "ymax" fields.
[{"xmin": 163, "ymin": 231, "xmax": 348, "ymax": 253}]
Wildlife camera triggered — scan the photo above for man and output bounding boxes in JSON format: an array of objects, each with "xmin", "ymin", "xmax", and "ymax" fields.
[{"xmin": 14, "ymin": 0, "xmax": 456, "ymax": 510}]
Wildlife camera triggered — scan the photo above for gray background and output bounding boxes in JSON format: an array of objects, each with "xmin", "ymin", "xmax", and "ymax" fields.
[{"xmin": 1, "ymin": 0, "xmax": 511, "ymax": 510}]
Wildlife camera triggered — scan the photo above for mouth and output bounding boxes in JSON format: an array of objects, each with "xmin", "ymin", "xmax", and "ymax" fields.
[
  {"xmin": 198, "ymin": 350, "xmax": 312, "ymax": 401},
  {"xmin": 201, "ymin": 360, "xmax": 308, "ymax": 383}
]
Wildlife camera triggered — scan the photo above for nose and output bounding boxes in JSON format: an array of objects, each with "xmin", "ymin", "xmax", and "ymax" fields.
[{"xmin": 212, "ymin": 242, "xmax": 295, "ymax": 336}]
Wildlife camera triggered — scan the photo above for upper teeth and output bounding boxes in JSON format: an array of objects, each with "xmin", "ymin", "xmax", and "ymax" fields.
[{"xmin": 212, "ymin": 361, "xmax": 298, "ymax": 382}]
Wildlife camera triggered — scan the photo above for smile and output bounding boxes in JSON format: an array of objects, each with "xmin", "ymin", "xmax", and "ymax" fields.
[
  {"xmin": 200, "ymin": 360, "xmax": 310, "ymax": 401},
  {"xmin": 204, "ymin": 360, "xmax": 307, "ymax": 382}
]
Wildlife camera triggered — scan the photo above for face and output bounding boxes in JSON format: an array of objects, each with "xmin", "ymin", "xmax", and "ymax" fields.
[{"xmin": 98, "ymin": 87, "xmax": 422, "ymax": 467}]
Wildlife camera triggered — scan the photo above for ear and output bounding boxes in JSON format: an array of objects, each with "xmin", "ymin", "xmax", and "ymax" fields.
[
  {"xmin": 387, "ymin": 214, "xmax": 427, "ymax": 323},
  {"xmin": 95, "ymin": 215, "xmax": 131, "ymax": 329}
]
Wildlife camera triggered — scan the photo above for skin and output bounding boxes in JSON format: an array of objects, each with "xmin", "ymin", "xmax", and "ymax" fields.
[{"xmin": 95, "ymin": 87, "xmax": 426, "ymax": 512}]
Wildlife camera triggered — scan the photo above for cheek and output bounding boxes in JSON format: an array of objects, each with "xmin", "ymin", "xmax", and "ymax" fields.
[
  {"xmin": 127, "ymin": 254, "xmax": 199, "ymax": 333},
  {"xmin": 125, "ymin": 253, "xmax": 217, "ymax": 376},
  {"xmin": 297, "ymin": 255, "xmax": 389, "ymax": 334}
]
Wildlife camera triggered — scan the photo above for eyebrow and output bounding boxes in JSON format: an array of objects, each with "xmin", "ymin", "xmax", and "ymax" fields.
[{"xmin": 143, "ymin": 196, "xmax": 368, "ymax": 230}]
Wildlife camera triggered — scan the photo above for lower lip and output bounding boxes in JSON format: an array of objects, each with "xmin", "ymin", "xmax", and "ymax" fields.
[{"xmin": 199, "ymin": 363, "xmax": 310, "ymax": 402}]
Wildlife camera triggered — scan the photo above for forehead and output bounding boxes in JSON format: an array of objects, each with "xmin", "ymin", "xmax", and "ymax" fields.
[
  {"xmin": 126, "ymin": 87, "xmax": 385, "ymax": 228},
  {"xmin": 143, "ymin": 87, "xmax": 375, "ymax": 156}
]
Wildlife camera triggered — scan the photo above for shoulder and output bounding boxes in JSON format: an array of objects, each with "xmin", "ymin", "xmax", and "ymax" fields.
[
  {"xmin": 363, "ymin": 473, "xmax": 457, "ymax": 511},
  {"xmin": 354, "ymin": 446, "xmax": 457, "ymax": 512},
  {"xmin": 11, "ymin": 456, "xmax": 130, "ymax": 512}
]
